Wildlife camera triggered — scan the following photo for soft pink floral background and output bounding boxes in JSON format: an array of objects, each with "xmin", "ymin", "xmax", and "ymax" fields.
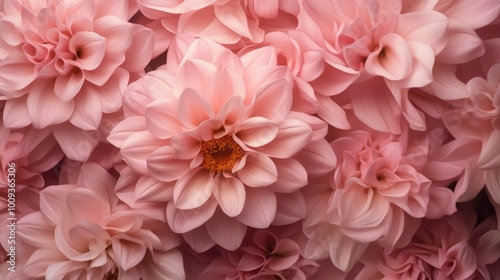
[{"xmin": 1, "ymin": 0, "xmax": 500, "ymax": 279}]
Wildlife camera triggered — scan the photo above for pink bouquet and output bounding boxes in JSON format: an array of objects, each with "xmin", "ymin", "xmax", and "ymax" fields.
[{"xmin": 1, "ymin": 0, "xmax": 500, "ymax": 279}]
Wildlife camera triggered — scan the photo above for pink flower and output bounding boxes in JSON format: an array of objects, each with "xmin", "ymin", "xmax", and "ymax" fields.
[
  {"xmin": 137, "ymin": 0, "xmax": 300, "ymax": 47},
  {"xmin": 199, "ymin": 229, "xmax": 320, "ymax": 279},
  {"xmin": 16, "ymin": 163, "xmax": 184, "ymax": 279},
  {"xmin": 327, "ymin": 127, "xmax": 454, "ymax": 249},
  {"xmin": 357, "ymin": 209, "xmax": 500, "ymax": 280},
  {"xmin": 0, "ymin": 0, "xmax": 153, "ymax": 161},
  {"xmin": 108, "ymin": 37, "xmax": 329, "ymax": 250}
]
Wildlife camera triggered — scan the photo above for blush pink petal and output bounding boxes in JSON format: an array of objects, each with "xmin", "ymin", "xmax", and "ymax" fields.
[
  {"xmin": 121, "ymin": 25, "xmax": 155, "ymax": 72},
  {"xmin": 174, "ymin": 59, "xmax": 216, "ymax": 97},
  {"xmin": 295, "ymin": 139, "xmax": 337, "ymax": 177},
  {"xmin": 173, "ymin": 169, "xmax": 215, "ymax": 210},
  {"xmin": 252, "ymin": 79, "xmax": 292, "ymax": 121},
  {"xmin": 170, "ymin": 134, "xmax": 202, "ymax": 159},
  {"xmin": 269, "ymin": 158, "xmax": 308, "ymax": 193},
  {"xmin": 237, "ymin": 153, "xmax": 278, "ymax": 187},
  {"xmin": 236, "ymin": 188, "xmax": 276, "ymax": 228},
  {"xmin": 178, "ymin": 9, "xmax": 241, "ymax": 45},
  {"xmin": 350, "ymin": 78, "xmax": 402, "ymax": 134},
  {"xmin": 365, "ymin": 33, "xmax": 413, "ymax": 80},
  {"xmin": 257, "ymin": 118, "xmax": 313, "ymax": 158},
  {"xmin": 69, "ymin": 31, "xmax": 106, "ymax": 71},
  {"xmin": 145, "ymin": 99, "xmax": 182, "ymax": 139},
  {"xmin": 235, "ymin": 116, "xmax": 279, "ymax": 147},
  {"xmin": 120, "ymin": 130, "xmax": 164, "ymax": 174},
  {"xmin": 3, "ymin": 96, "xmax": 32, "ymax": 128},
  {"xmin": 315, "ymin": 95, "xmax": 350, "ymax": 130},
  {"xmin": 111, "ymin": 235, "xmax": 147, "ymax": 271},
  {"xmin": 214, "ymin": 176, "xmax": 246, "ymax": 217},
  {"xmin": 178, "ymin": 87, "xmax": 215, "ymax": 128},
  {"xmin": 107, "ymin": 116, "xmax": 148, "ymax": 148},
  {"xmin": 478, "ymin": 130, "xmax": 500, "ymax": 169},
  {"xmin": 69, "ymin": 86, "xmax": 103, "ymax": 130},
  {"xmin": 147, "ymin": 146, "xmax": 191, "ymax": 182},
  {"xmin": 65, "ymin": 189, "xmax": 109, "ymax": 223},
  {"xmin": 485, "ymin": 169, "xmax": 500, "ymax": 204},
  {"xmin": 437, "ymin": 20, "xmax": 485, "ymax": 64},
  {"xmin": 134, "ymin": 176, "xmax": 174, "ymax": 203},
  {"xmin": 0, "ymin": 53, "xmax": 36, "ymax": 91},
  {"xmin": 436, "ymin": 0, "xmax": 500, "ymax": 29},
  {"xmin": 24, "ymin": 249, "xmax": 66, "ymax": 278},
  {"xmin": 273, "ymin": 192, "xmax": 306, "ymax": 226},
  {"xmin": 206, "ymin": 209, "xmax": 247, "ymax": 251},
  {"xmin": 53, "ymin": 124, "xmax": 100, "ymax": 162},
  {"xmin": 182, "ymin": 226, "xmax": 216, "ymax": 253},
  {"xmin": 27, "ymin": 82, "xmax": 75, "ymax": 129},
  {"xmin": 206, "ymin": 65, "xmax": 246, "ymax": 113},
  {"xmin": 54, "ymin": 70, "xmax": 85, "ymax": 102},
  {"xmin": 166, "ymin": 199, "xmax": 218, "ymax": 233},
  {"xmin": 395, "ymin": 11, "xmax": 448, "ymax": 53}
]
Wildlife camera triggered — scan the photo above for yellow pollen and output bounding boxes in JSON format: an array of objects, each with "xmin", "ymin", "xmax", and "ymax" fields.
[{"xmin": 201, "ymin": 135, "xmax": 244, "ymax": 172}]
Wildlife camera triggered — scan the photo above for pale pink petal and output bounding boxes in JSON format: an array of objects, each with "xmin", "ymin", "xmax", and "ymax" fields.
[
  {"xmin": 216, "ymin": 95, "xmax": 247, "ymax": 127},
  {"xmin": 257, "ymin": 118, "xmax": 313, "ymax": 158},
  {"xmin": 237, "ymin": 153, "xmax": 278, "ymax": 187},
  {"xmin": 178, "ymin": 9, "xmax": 241, "ymax": 45},
  {"xmin": 436, "ymin": 0, "xmax": 500, "ymax": 29},
  {"xmin": 214, "ymin": 2, "xmax": 254, "ymax": 40},
  {"xmin": 316, "ymin": 95, "xmax": 350, "ymax": 129},
  {"xmin": 137, "ymin": 250, "xmax": 186, "ymax": 280},
  {"xmin": 178, "ymin": 87, "xmax": 215, "ymax": 128},
  {"xmin": 55, "ymin": 0, "xmax": 95, "ymax": 20},
  {"xmin": 174, "ymin": 59, "xmax": 216, "ymax": 97},
  {"xmin": 17, "ymin": 212, "xmax": 57, "ymax": 247},
  {"xmin": 350, "ymin": 78, "xmax": 402, "ymax": 134},
  {"xmin": 96, "ymin": 68, "xmax": 128, "ymax": 113},
  {"xmin": 69, "ymin": 87, "xmax": 103, "ymax": 130},
  {"xmin": 437, "ymin": 20, "xmax": 485, "ymax": 64},
  {"xmin": 111, "ymin": 235, "xmax": 147, "ymax": 271},
  {"xmin": 295, "ymin": 139, "xmax": 337, "ymax": 177},
  {"xmin": 205, "ymin": 65, "xmax": 246, "ymax": 113},
  {"xmin": 206, "ymin": 209, "xmax": 247, "ymax": 251},
  {"xmin": 396, "ymin": 10, "xmax": 448, "ymax": 53},
  {"xmin": 147, "ymin": 146, "xmax": 191, "ymax": 182},
  {"xmin": 269, "ymin": 158, "xmax": 308, "ymax": 193},
  {"xmin": 65, "ymin": 189, "xmax": 109, "ymax": 223},
  {"xmin": 120, "ymin": 130, "xmax": 164, "ymax": 174},
  {"xmin": 54, "ymin": 70, "xmax": 84, "ymax": 102},
  {"xmin": 236, "ymin": 188, "xmax": 277, "ymax": 228},
  {"xmin": 0, "ymin": 53, "xmax": 36, "ymax": 91},
  {"xmin": 478, "ymin": 130, "xmax": 500, "ymax": 169},
  {"xmin": 182, "ymin": 226, "xmax": 216, "ymax": 253},
  {"xmin": 145, "ymin": 99, "xmax": 182, "ymax": 139},
  {"xmin": 235, "ymin": 116, "xmax": 278, "ymax": 147},
  {"xmin": 24, "ymin": 249, "xmax": 65, "ymax": 278},
  {"xmin": 476, "ymin": 230, "xmax": 500, "ymax": 265},
  {"xmin": 53, "ymin": 124, "xmax": 100, "ymax": 162},
  {"xmin": 485, "ymin": 169, "xmax": 500, "ymax": 204},
  {"xmin": 365, "ymin": 33, "xmax": 413, "ymax": 81},
  {"xmin": 252, "ymin": 79, "xmax": 292, "ymax": 121},
  {"xmin": 214, "ymin": 175, "xmax": 246, "ymax": 217},
  {"xmin": 107, "ymin": 116, "xmax": 147, "ymax": 148},
  {"xmin": 27, "ymin": 82, "xmax": 75, "ymax": 128},
  {"xmin": 273, "ymin": 192, "xmax": 306, "ymax": 226},
  {"xmin": 251, "ymin": 0, "xmax": 279, "ymax": 18},
  {"xmin": 69, "ymin": 31, "xmax": 106, "ymax": 71},
  {"xmin": 3, "ymin": 96, "xmax": 32, "ymax": 128},
  {"xmin": 135, "ymin": 176, "xmax": 174, "ymax": 202},
  {"xmin": 121, "ymin": 25, "xmax": 155, "ymax": 72},
  {"xmin": 166, "ymin": 199, "xmax": 218, "ymax": 233},
  {"xmin": 170, "ymin": 134, "xmax": 202, "ymax": 159},
  {"xmin": 173, "ymin": 169, "xmax": 215, "ymax": 210}
]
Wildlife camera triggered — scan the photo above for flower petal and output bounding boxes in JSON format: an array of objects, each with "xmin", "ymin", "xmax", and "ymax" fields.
[
  {"xmin": 238, "ymin": 153, "xmax": 278, "ymax": 187},
  {"xmin": 235, "ymin": 116, "xmax": 278, "ymax": 147},
  {"xmin": 173, "ymin": 169, "xmax": 215, "ymax": 210},
  {"xmin": 236, "ymin": 188, "xmax": 277, "ymax": 228},
  {"xmin": 206, "ymin": 209, "xmax": 247, "ymax": 251},
  {"xmin": 214, "ymin": 176, "xmax": 246, "ymax": 217}
]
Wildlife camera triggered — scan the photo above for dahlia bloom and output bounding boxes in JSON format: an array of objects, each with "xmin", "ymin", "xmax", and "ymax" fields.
[
  {"xmin": 108, "ymin": 37, "xmax": 330, "ymax": 250},
  {"xmin": 199, "ymin": 229, "xmax": 320, "ymax": 279},
  {"xmin": 16, "ymin": 163, "xmax": 184, "ymax": 279},
  {"xmin": 356, "ymin": 209, "xmax": 500, "ymax": 280},
  {"xmin": 328, "ymin": 128, "xmax": 455, "ymax": 250},
  {"xmin": 0, "ymin": 0, "xmax": 153, "ymax": 160}
]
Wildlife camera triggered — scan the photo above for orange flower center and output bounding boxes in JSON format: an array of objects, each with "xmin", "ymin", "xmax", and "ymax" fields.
[{"xmin": 201, "ymin": 135, "xmax": 244, "ymax": 172}]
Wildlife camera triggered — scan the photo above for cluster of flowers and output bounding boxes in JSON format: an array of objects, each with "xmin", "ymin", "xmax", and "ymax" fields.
[{"xmin": 1, "ymin": 0, "xmax": 500, "ymax": 279}]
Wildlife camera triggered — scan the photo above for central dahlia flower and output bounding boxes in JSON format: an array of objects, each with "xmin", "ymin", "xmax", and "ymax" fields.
[{"xmin": 109, "ymin": 37, "xmax": 328, "ymax": 250}]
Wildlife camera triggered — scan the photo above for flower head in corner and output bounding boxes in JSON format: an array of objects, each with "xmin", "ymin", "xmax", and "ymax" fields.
[
  {"xmin": 0, "ymin": 0, "xmax": 153, "ymax": 130},
  {"xmin": 16, "ymin": 163, "xmax": 185, "ymax": 280},
  {"xmin": 108, "ymin": 37, "xmax": 329, "ymax": 250}
]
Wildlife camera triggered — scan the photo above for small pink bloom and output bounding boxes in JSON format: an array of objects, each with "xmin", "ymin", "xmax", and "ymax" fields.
[{"xmin": 16, "ymin": 163, "xmax": 184, "ymax": 279}]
